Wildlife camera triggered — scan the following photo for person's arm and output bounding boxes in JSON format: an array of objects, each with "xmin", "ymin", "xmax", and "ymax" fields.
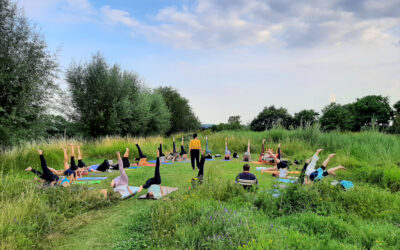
[
  {"xmin": 127, "ymin": 186, "xmax": 133, "ymax": 195},
  {"xmin": 160, "ymin": 185, "xmax": 164, "ymax": 196}
]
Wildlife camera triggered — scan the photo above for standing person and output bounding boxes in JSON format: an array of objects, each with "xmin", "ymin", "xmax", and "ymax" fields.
[{"xmin": 189, "ymin": 133, "xmax": 201, "ymax": 170}]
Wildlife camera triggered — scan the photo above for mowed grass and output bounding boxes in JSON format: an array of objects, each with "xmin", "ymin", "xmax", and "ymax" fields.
[{"xmin": 1, "ymin": 127, "xmax": 400, "ymax": 249}]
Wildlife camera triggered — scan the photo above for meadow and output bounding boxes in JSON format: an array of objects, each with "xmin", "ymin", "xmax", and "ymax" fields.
[{"xmin": 1, "ymin": 127, "xmax": 400, "ymax": 249}]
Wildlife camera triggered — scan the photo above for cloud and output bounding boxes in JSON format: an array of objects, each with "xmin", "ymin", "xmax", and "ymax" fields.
[{"xmin": 95, "ymin": 0, "xmax": 400, "ymax": 49}]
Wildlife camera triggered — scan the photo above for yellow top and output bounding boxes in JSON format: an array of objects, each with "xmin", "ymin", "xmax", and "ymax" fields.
[{"xmin": 189, "ymin": 138, "xmax": 201, "ymax": 150}]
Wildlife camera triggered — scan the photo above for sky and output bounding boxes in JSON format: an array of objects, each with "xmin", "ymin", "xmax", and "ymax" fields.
[{"xmin": 16, "ymin": 0, "xmax": 400, "ymax": 124}]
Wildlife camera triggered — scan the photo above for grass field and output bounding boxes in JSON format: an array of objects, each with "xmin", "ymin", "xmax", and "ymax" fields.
[{"xmin": 1, "ymin": 127, "xmax": 400, "ymax": 249}]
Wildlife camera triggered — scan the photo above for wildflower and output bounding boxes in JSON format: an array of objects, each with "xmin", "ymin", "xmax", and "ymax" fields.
[{"xmin": 224, "ymin": 207, "xmax": 229, "ymax": 213}]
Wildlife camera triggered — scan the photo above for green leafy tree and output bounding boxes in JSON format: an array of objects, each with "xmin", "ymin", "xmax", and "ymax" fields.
[
  {"xmin": 250, "ymin": 106, "xmax": 292, "ymax": 131},
  {"xmin": 349, "ymin": 95, "xmax": 392, "ymax": 131},
  {"xmin": 320, "ymin": 103, "xmax": 353, "ymax": 131},
  {"xmin": 293, "ymin": 109, "xmax": 319, "ymax": 127},
  {"xmin": 143, "ymin": 92, "xmax": 171, "ymax": 135},
  {"xmin": 0, "ymin": 0, "xmax": 58, "ymax": 145},
  {"xmin": 228, "ymin": 116, "xmax": 241, "ymax": 125},
  {"xmin": 392, "ymin": 100, "xmax": 400, "ymax": 134},
  {"xmin": 156, "ymin": 86, "xmax": 200, "ymax": 134},
  {"xmin": 67, "ymin": 53, "xmax": 147, "ymax": 137}
]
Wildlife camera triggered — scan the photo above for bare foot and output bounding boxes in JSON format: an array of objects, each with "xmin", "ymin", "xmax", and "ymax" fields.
[
  {"xmin": 116, "ymin": 151, "xmax": 121, "ymax": 158},
  {"xmin": 126, "ymin": 148, "xmax": 129, "ymax": 153},
  {"xmin": 25, "ymin": 167, "xmax": 32, "ymax": 171},
  {"xmin": 316, "ymin": 149, "xmax": 323, "ymax": 154},
  {"xmin": 329, "ymin": 153, "xmax": 336, "ymax": 158},
  {"xmin": 38, "ymin": 149, "xmax": 43, "ymax": 155}
]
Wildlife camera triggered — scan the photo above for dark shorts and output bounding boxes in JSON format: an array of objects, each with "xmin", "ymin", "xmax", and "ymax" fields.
[
  {"xmin": 64, "ymin": 169, "xmax": 76, "ymax": 177},
  {"xmin": 309, "ymin": 168, "xmax": 328, "ymax": 181},
  {"xmin": 78, "ymin": 159, "xmax": 86, "ymax": 168}
]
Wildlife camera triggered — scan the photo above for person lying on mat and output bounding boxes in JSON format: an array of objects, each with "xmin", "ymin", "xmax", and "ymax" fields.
[
  {"xmin": 136, "ymin": 143, "xmax": 149, "ymax": 166},
  {"xmin": 235, "ymin": 164, "xmax": 258, "ymax": 190},
  {"xmin": 47, "ymin": 145, "xmax": 78, "ymax": 181},
  {"xmin": 138, "ymin": 150, "xmax": 164, "ymax": 199},
  {"xmin": 302, "ymin": 149, "xmax": 346, "ymax": 184},
  {"xmin": 205, "ymin": 137, "xmax": 212, "ymax": 159},
  {"xmin": 111, "ymin": 148, "xmax": 131, "ymax": 170},
  {"xmin": 243, "ymin": 139, "xmax": 251, "ymax": 162},
  {"xmin": 167, "ymin": 138, "xmax": 181, "ymax": 162},
  {"xmin": 111, "ymin": 151, "xmax": 136, "ymax": 198},
  {"xmin": 224, "ymin": 138, "xmax": 232, "ymax": 160},
  {"xmin": 260, "ymin": 146, "xmax": 289, "ymax": 177},
  {"xmin": 25, "ymin": 149, "xmax": 71, "ymax": 187},
  {"xmin": 180, "ymin": 137, "xmax": 188, "ymax": 161}
]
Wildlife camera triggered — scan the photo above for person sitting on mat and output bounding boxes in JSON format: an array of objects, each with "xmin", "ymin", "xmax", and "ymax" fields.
[
  {"xmin": 205, "ymin": 137, "xmax": 213, "ymax": 159},
  {"xmin": 26, "ymin": 149, "xmax": 70, "ymax": 187},
  {"xmin": 111, "ymin": 151, "xmax": 137, "ymax": 198},
  {"xmin": 302, "ymin": 149, "xmax": 346, "ymax": 183},
  {"xmin": 136, "ymin": 143, "xmax": 149, "ymax": 166},
  {"xmin": 189, "ymin": 133, "xmax": 201, "ymax": 170},
  {"xmin": 235, "ymin": 164, "xmax": 258, "ymax": 190},
  {"xmin": 138, "ymin": 150, "xmax": 164, "ymax": 199},
  {"xmin": 180, "ymin": 137, "xmax": 188, "ymax": 161},
  {"xmin": 167, "ymin": 138, "xmax": 181, "ymax": 162},
  {"xmin": 243, "ymin": 139, "xmax": 251, "ymax": 162},
  {"xmin": 224, "ymin": 138, "xmax": 232, "ymax": 160}
]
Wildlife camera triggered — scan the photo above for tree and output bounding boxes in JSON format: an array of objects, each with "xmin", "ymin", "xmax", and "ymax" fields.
[
  {"xmin": 293, "ymin": 109, "xmax": 319, "ymax": 127},
  {"xmin": 320, "ymin": 103, "xmax": 353, "ymax": 131},
  {"xmin": 392, "ymin": 100, "xmax": 400, "ymax": 134},
  {"xmin": 156, "ymin": 86, "xmax": 200, "ymax": 134},
  {"xmin": 143, "ymin": 92, "xmax": 171, "ymax": 135},
  {"xmin": 349, "ymin": 95, "xmax": 392, "ymax": 131},
  {"xmin": 228, "ymin": 116, "xmax": 241, "ymax": 125},
  {"xmin": 0, "ymin": 0, "xmax": 58, "ymax": 145},
  {"xmin": 250, "ymin": 106, "xmax": 292, "ymax": 131}
]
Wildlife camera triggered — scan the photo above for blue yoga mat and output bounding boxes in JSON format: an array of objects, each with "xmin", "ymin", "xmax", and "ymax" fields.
[
  {"xmin": 205, "ymin": 158, "xmax": 215, "ymax": 161},
  {"xmin": 128, "ymin": 166, "xmax": 141, "ymax": 169},
  {"xmin": 256, "ymin": 167, "xmax": 268, "ymax": 171},
  {"xmin": 221, "ymin": 159, "xmax": 232, "ymax": 161},
  {"xmin": 88, "ymin": 164, "xmax": 99, "ymax": 171},
  {"xmin": 278, "ymin": 178, "xmax": 295, "ymax": 183},
  {"xmin": 77, "ymin": 177, "xmax": 107, "ymax": 181},
  {"xmin": 148, "ymin": 160, "xmax": 174, "ymax": 164}
]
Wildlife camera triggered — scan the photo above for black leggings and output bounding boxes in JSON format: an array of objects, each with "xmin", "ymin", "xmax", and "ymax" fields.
[
  {"xmin": 180, "ymin": 145, "xmax": 187, "ymax": 155},
  {"xmin": 111, "ymin": 157, "xmax": 130, "ymax": 170},
  {"xmin": 136, "ymin": 144, "xmax": 147, "ymax": 159},
  {"xmin": 190, "ymin": 149, "xmax": 200, "ymax": 170},
  {"xmin": 159, "ymin": 144, "xmax": 165, "ymax": 157},
  {"xmin": 173, "ymin": 142, "xmax": 177, "ymax": 154},
  {"xmin": 39, "ymin": 155, "xmax": 59, "ymax": 183},
  {"xmin": 277, "ymin": 147, "xmax": 281, "ymax": 160},
  {"xmin": 143, "ymin": 157, "xmax": 161, "ymax": 189},
  {"xmin": 30, "ymin": 169, "xmax": 45, "ymax": 179},
  {"xmin": 96, "ymin": 160, "xmax": 110, "ymax": 172},
  {"xmin": 198, "ymin": 155, "xmax": 205, "ymax": 177}
]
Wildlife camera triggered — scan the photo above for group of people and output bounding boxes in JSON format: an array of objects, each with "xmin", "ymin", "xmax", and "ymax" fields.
[{"xmin": 25, "ymin": 134, "xmax": 346, "ymax": 198}]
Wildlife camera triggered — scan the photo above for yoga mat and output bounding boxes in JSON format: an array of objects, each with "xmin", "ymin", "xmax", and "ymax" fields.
[
  {"xmin": 73, "ymin": 180, "xmax": 102, "ymax": 185},
  {"xmin": 131, "ymin": 163, "xmax": 156, "ymax": 167},
  {"xmin": 114, "ymin": 186, "xmax": 140, "ymax": 199},
  {"xmin": 278, "ymin": 178, "xmax": 296, "ymax": 184},
  {"xmin": 221, "ymin": 159, "xmax": 232, "ymax": 161},
  {"xmin": 77, "ymin": 177, "xmax": 107, "ymax": 181},
  {"xmin": 138, "ymin": 186, "xmax": 178, "ymax": 200},
  {"xmin": 250, "ymin": 161, "xmax": 264, "ymax": 165},
  {"xmin": 148, "ymin": 160, "xmax": 173, "ymax": 165},
  {"xmin": 205, "ymin": 158, "xmax": 215, "ymax": 161},
  {"xmin": 256, "ymin": 167, "xmax": 268, "ymax": 171},
  {"xmin": 128, "ymin": 166, "xmax": 141, "ymax": 169}
]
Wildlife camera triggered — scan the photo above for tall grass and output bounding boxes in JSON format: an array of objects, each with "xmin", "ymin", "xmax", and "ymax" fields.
[{"xmin": 1, "ymin": 128, "xmax": 400, "ymax": 249}]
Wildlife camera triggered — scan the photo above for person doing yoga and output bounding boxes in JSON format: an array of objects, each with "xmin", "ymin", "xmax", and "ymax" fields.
[
  {"xmin": 224, "ymin": 138, "xmax": 231, "ymax": 160},
  {"xmin": 205, "ymin": 137, "xmax": 212, "ymax": 159},
  {"xmin": 189, "ymin": 133, "xmax": 201, "ymax": 170},
  {"xmin": 111, "ymin": 151, "xmax": 136, "ymax": 198},
  {"xmin": 138, "ymin": 150, "xmax": 164, "ymax": 199},
  {"xmin": 302, "ymin": 149, "xmax": 346, "ymax": 183},
  {"xmin": 167, "ymin": 138, "xmax": 181, "ymax": 162},
  {"xmin": 158, "ymin": 142, "xmax": 166, "ymax": 162},
  {"xmin": 111, "ymin": 148, "xmax": 131, "ymax": 170},
  {"xmin": 48, "ymin": 145, "xmax": 77, "ymax": 180},
  {"xmin": 136, "ymin": 143, "xmax": 149, "ymax": 166},
  {"xmin": 180, "ymin": 137, "xmax": 188, "ymax": 160},
  {"xmin": 243, "ymin": 139, "xmax": 251, "ymax": 162},
  {"xmin": 25, "ymin": 150, "xmax": 70, "ymax": 187}
]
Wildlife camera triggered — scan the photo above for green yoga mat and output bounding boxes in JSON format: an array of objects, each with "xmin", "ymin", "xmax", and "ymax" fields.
[{"xmin": 73, "ymin": 180, "xmax": 102, "ymax": 185}]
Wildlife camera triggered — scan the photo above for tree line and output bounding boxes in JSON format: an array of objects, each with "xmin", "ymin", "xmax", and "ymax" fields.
[
  {"xmin": 0, "ymin": 0, "xmax": 200, "ymax": 146},
  {"xmin": 214, "ymin": 95, "xmax": 400, "ymax": 133}
]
